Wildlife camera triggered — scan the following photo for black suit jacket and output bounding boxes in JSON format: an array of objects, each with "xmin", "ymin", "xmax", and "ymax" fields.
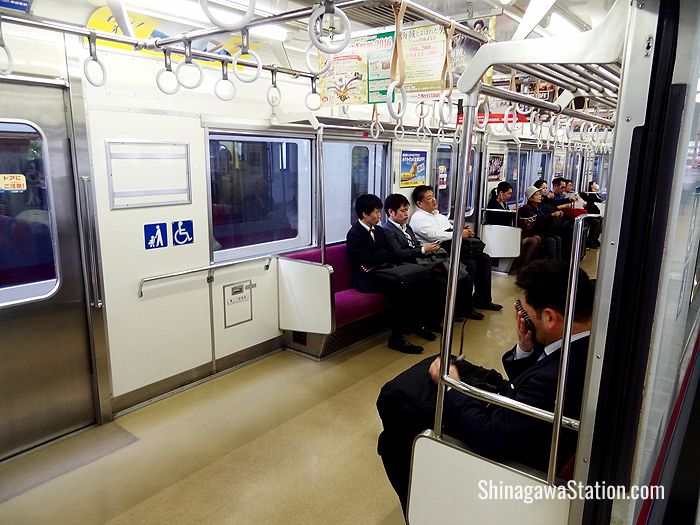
[
  {"xmin": 345, "ymin": 221, "xmax": 393, "ymax": 293},
  {"xmin": 442, "ymin": 335, "xmax": 590, "ymax": 472},
  {"xmin": 382, "ymin": 221, "xmax": 446, "ymax": 264}
]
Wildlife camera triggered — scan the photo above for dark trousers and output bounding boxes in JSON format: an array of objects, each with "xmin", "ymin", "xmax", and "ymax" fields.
[{"xmin": 463, "ymin": 252, "xmax": 492, "ymax": 305}]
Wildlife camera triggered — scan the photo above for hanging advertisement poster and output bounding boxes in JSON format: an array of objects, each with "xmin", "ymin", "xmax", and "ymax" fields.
[
  {"xmin": 319, "ymin": 31, "xmax": 393, "ymax": 106},
  {"xmin": 319, "ymin": 23, "xmax": 483, "ymax": 106},
  {"xmin": 553, "ymin": 151, "xmax": 566, "ymax": 177},
  {"xmin": 399, "ymin": 150, "xmax": 427, "ymax": 188},
  {"xmin": 487, "ymin": 153, "xmax": 504, "ymax": 181}
]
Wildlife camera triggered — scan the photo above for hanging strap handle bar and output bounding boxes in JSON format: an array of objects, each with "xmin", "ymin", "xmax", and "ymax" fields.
[
  {"xmin": 199, "ymin": 0, "xmax": 256, "ymax": 32},
  {"xmin": 266, "ymin": 66, "xmax": 282, "ymax": 106},
  {"xmin": 83, "ymin": 31, "xmax": 107, "ymax": 87},
  {"xmin": 438, "ymin": 21, "xmax": 456, "ymax": 125},
  {"xmin": 369, "ymin": 104, "xmax": 385, "ymax": 139},
  {"xmin": 308, "ymin": 0, "xmax": 351, "ymax": 55},
  {"xmin": 386, "ymin": 0, "xmax": 407, "ymax": 120},
  {"xmin": 304, "ymin": 41, "xmax": 333, "ymax": 76},
  {"xmin": 175, "ymin": 37, "xmax": 204, "ymax": 89},
  {"xmin": 305, "ymin": 75, "xmax": 322, "ymax": 111},
  {"xmin": 232, "ymin": 28, "xmax": 262, "ymax": 83},
  {"xmin": 416, "ymin": 102, "xmax": 432, "ymax": 141},
  {"xmin": 214, "ymin": 59, "xmax": 237, "ymax": 101},
  {"xmin": 156, "ymin": 48, "xmax": 180, "ymax": 95},
  {"xmin": 0, "ymin": 17, "xmax": 13, "ymax": 76}
]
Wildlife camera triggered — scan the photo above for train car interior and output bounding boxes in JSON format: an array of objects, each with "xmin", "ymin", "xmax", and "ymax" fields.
[{"xmin": 0, "ymin": 0, "xmax": 699, "ymax": 523}]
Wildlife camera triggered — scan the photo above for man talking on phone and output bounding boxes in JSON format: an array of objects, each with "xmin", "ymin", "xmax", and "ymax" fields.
[{"xmin": 409, "ymin": 185, "xmax": 502, "ymax": 312}]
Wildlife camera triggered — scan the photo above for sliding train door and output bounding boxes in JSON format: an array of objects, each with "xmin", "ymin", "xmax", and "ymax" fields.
[{"xmin": 0, "ymin": 83, "xmax": 95, "ymax": 460}]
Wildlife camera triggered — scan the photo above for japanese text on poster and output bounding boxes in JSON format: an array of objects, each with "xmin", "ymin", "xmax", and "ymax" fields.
[{"xmin": 400, "ymin": 151, "xmax": 427, "ymax": 188}]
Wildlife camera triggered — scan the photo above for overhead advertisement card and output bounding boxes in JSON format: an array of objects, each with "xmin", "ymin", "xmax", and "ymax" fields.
[{"xmin": 319, "ymin": 23, "xmax": 482, "ymax": 107}]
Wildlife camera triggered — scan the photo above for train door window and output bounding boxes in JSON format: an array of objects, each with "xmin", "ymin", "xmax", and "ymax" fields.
[
  {"xmin": 435, "ymin": 144, "xmax": 453, "ymax": 215},
  {"xmin": 323, "ymin": 141, "xmax": 389, "ymax": 243},
  {"xmin": 592, "ymin": 153, "xmax": 610, "ymax": 197},
  {"xmin": 505, "ymin": 148, "xmax": 529, "ymax": 207},
  {"xmin": 529, "ymin": 151, "xmax": 550, "ymax": 187},
  {"xmin": 208, "ymin": 134, "xmax": 312, "ymax": 261},
  {"xmin": 0, "ymin": 121, "xmax": 59, "ymax": 306}
]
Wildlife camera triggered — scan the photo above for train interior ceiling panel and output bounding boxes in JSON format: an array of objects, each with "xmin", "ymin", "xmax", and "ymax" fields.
[{"xmin": 0, "ymin": 0, "xmax": 698, "ymax": 523}]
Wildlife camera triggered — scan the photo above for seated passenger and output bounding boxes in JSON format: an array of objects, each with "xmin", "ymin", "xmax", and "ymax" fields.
[
  {"xmin": 346, "ymin": 194, "xmax": 432, "ymax": 354},
  {"xmin": 409, "ymin": 185, "xmax": 502, "ymax": 312},
  {"xmin": 376, "ymin": 260, "xmax": 594, "ymax": 512},
  {"xmin": 484, "ymin": 181, "xmax": 515, "ymax": 226},
  {"xmin": 382, "ymin": 193, "xmax": 484, "ymax": 321},
  {"xmin": 518, "ymin": 186, "xmax": 563, "ymax": 260},
  {"xmin": 580, "ymin": 181, "xmax": 604, "ymax": 215}
]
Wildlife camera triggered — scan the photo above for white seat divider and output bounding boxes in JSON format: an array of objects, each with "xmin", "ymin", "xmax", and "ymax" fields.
[
  {"xmin": 481, "ymin": 224, "xmax": 522, "ymax": 258},
  {"xmin": 408, "ymin": 432, "xmax": 571, "ymax": 525}
]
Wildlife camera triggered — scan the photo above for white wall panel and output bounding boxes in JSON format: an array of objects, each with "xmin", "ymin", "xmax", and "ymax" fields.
[
  {"xmin": 86, "ymin": 109, "xmax": 212, "ymax": 396},
  {"xmin": 212, "ymin": 259, "xmax": 281, "ymax": 359},
  {"xmin": 278, "ymin": 258, "xmax": 333, "ymax": 334}
]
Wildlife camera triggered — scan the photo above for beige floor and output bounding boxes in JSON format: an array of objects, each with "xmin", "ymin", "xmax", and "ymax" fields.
[{"xmin": 0, "ymin": 254, "xmax": 598, "ymax": 525}]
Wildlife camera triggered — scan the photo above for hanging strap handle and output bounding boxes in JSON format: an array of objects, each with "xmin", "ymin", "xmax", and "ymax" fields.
[{"xmin": 389, "ymin": 0, "xmax": 407, "ymax": 88}]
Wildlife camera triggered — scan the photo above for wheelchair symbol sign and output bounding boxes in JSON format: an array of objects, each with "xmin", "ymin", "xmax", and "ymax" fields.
[{"xmin": 172, "ymin": 220, "xmax": 194, "ymax": 246}]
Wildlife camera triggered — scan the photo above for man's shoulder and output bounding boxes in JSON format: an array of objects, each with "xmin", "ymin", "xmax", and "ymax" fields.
[{"xmin": 383, "ymin": 221, "xmax": 400, "ymax": 234}]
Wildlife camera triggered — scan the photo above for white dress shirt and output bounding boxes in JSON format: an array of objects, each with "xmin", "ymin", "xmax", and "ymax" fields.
[
  {"xmin": 514, "ymin": 330, "xmax": 591, "ymax": 361},
  {"xmin": 359, "ymin": 220, "xmax": 374, "ymax": 241},
  {"xmin": 409, "ymin": 208, "xmax": 453, "ymax": 243}
]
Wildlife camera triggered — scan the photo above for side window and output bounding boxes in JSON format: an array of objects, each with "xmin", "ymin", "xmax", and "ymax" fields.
[
  {"xmin": 323, "ymin": 141, "xmax": 389, "ymax": 243},
  {"xmin": 350, "ymin": 146, "xmax": 370, "ymax": 226},
  {"xmin": 435, "ymin": 144, "xmax": 452, "ymax": 215},
  {"xmin": 0, "ymin": 121, "xmax": 59, "ymax": 306},
  {"xmin": 209, "ymin": 134, "xmax": 312, "ymax": 261}
]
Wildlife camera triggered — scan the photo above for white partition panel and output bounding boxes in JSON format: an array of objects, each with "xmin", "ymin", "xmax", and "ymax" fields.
[
  {"xmin": 482, "ymin": 224, "xmax": 522, "ymax": 258},
  {"xmin": 212, "ymin": 259, "xmax": 281, "ymax": 359},
  {"xmin": 278, "ymin": 258, "xmax": 333, "ymax": 334},
  {"xmin": 409, "ymin": 434, "xmax": 570, "ymax": 525}
]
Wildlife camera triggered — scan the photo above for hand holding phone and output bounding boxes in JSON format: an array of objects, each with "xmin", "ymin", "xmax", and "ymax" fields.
[{"xmin": 515, "ymin": 299, "xmax": 537, "ymax": 353}]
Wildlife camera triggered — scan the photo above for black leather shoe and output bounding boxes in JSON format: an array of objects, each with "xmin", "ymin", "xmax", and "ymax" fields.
[
  {"xmin": 388, "ymin": 336, "xmax": 424, "ymax": 354},
  {"xmin": 475, "ymin": 302, "xmax": 503, "ymax": 311},
  {"xmin": 465, "ymin": 309, "xmax": 485, "ymax": 320},
  {"xmin": 414, "ymin": 326, "xmax": 437, "ymax": 341}
]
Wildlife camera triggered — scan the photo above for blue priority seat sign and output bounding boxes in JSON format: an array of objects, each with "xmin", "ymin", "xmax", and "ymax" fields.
[
  {"xmin": 144, "ymin": 223, "xmax": 168, "ymax": 249},
  {"xmin": 172, "ymin": 220, "xmax": 194, "ymax": 246}
]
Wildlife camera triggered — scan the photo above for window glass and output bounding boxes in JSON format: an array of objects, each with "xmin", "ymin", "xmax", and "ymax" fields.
[
  {"xmin": 209, "ymin": 135, "xmax": 312, "ymax": 260},
  {"xmin": 323, "ymin": 141, "xmax": 388, "ymax": 243},
  {"xmin": 435, "ymin": 144, "xmax": 452, "ymax": 215},
  {"xmin": 0, "ymin": 121, "xmax": 58, "ymax": 304},
  {"xmin": 591, "ymin": 153, "xmax": 610, "ymax": 198}
]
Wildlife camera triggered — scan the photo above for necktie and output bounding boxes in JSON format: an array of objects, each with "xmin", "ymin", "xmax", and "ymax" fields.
[
  {"xmin": 404, "ymin": 230, "xmax": 415, "ymax": 248},
  {"xmin": 369, "ymin": 226, "xmax": 375, "ymax": 241}
]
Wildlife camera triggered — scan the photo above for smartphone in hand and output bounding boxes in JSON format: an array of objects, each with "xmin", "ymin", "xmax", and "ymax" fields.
[{"xmin": 515, "ymin": 299, "xmax": 536, "ymax": 334}]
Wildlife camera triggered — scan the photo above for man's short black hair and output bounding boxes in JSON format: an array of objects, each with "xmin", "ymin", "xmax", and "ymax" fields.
[
  {"xmin": 533, "ymin": 179, "xmax": 547, "ymax": 189},
  {"xmin": 411, "ymin": 185, "xmax": 434, "ymax": 205},
  {"xmin": 551, "ymin": 177, "xmax": 565, "ymax": 188},
  {"xmin": 355, "ymin": 194, "xmax": 383, "ymax": 219},
  {"xmin": 516, "ymin": 260, "xmax": 594, "ymax": 322},
  {"xmin": 384, "ymin": 193, "xmax": 410, "ymax": 215}
]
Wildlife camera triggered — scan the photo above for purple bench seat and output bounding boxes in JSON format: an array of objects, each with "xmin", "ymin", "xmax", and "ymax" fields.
[{"xmin": 286, "ymin": 243, "xmax": 391, "ymax": 329}]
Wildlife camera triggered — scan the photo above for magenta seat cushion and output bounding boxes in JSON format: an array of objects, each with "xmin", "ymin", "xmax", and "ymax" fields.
[{"xmin": 334, "ymin": 289, "xmax": 391, "ymax": 328}]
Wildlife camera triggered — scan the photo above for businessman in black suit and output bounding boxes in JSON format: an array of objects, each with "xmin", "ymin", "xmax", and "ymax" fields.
[
  {"xmin": 382, "ymin": 193, "xmax": 484, "ymax": 321},
  {"xmin": 376, "ymin": 260, "xmax": 594, "ymax": 512},
  {"xmin": 346, "ymin": 194, "xmax": 433, "ymax": 354}
]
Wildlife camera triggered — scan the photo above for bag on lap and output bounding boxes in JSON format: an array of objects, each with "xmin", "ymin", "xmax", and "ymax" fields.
[
  {"xmin": 375, "ymin": 263, "xmax": 430, "ymax": 287},
  {"xmin": 461, "ymin": 237, "xmax": 486, "ymax": 257}
]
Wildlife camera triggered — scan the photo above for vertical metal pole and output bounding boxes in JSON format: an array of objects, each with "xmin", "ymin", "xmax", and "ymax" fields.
[
  {"xmin": 515, "ymin": 141, "xmax": 522, "ymax": 224},
  {"xmin": 547, "ymin": 214, "xmax": 589, "ymax": 483},
  {"xmin": 434, "ymin": 91, "xmax": 479, "ymax": 436},
  {"xmin": 317, "ymin": 126, "xmax": 327, "ymax": 265}
]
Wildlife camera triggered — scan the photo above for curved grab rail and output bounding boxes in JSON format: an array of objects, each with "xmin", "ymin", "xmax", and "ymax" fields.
[
  {"xmin": 0, "ymin": 19, "xmax": 13, "ymax": 76},
  {"xmin": 199, "ymin": 0, "xmax": 256, "ymax": 32},
  {"xmin": 138, "ymin": 256, "xmax": 272, "ymax": 298}
]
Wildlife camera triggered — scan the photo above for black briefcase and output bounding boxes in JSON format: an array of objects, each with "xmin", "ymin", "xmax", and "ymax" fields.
[{"xmin": 375, "ymin": 263, "xmax": 430, "ymax": 287}]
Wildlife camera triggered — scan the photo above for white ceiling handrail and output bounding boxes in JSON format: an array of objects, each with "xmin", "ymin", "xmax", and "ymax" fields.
[{"xmin": 457, "ymin": 0, "xmax": 630, "ymax": 95}]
